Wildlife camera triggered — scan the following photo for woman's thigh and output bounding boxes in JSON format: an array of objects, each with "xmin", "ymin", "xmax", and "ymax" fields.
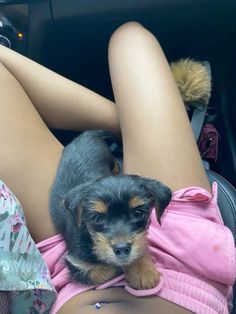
[
  {"xmin": 0, "ymin": 63, "xmax": 63, "ymax": 243},
  {"xmin": 108, "ymin": 22, "xmax": 211, "ymax": 193}
]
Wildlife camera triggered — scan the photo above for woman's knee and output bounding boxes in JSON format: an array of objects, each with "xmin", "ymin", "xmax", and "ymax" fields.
[
  {"xmin": 108, "ymin": 21, "xmax": 158, "ymax": 53},
  {"xmin": 111, "ymin": 21, "xmax": 144, "ymax": 35}
]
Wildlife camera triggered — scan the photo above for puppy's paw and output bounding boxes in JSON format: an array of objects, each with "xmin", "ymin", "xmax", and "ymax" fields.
[
  {"xmin": 125, "ymin": 254, "xmax": 160, "ymax": 290},
  {"xmin": 126, "ymin": 263, "xmax": 160, "ymax": 290}
]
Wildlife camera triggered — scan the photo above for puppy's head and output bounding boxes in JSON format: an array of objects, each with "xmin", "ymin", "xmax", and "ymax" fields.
[{"xmin": 64, "ymin": 175, "xmax": 172, "ymax": 266}]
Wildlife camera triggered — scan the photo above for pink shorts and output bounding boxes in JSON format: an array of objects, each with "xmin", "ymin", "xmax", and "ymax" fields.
[{"xmin": 37, "ymin": 183, "xmax": 236, "ymax": 314}]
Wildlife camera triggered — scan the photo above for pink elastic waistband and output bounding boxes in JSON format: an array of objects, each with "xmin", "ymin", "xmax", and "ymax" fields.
[{"xmin": 124, "ymin": 268, "xmax": 231, "ymax": 314}]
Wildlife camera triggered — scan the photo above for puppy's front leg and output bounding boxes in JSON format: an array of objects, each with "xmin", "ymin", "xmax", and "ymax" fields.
[
  {"xmin": 88, "ymin": 264, "xmax": 119, "ymax": 285},
  {"xmin": 66, "ymin": 255, "xmax": 119, "ymax": 285},
  {"xmin": 124, "ymin": 253, "xmax": 160, "ymax": 290}
]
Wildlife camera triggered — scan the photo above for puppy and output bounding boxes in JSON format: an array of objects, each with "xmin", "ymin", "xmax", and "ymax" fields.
[{"xmin": 50, "ymin": 130, "xmax": 172, "ymax": 289}]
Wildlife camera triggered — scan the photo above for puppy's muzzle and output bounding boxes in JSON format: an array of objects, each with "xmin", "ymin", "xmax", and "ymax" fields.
[{"xmin": 112, "ymin": 242, "xmax": 131, "ymax": 261}]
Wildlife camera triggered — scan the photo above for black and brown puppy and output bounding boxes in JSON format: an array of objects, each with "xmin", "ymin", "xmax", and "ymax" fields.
[{"xmin": 50, "ymin": 130, "xmax": 172, "ymax": 289}]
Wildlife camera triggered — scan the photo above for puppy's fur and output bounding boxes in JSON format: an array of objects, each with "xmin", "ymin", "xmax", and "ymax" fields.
[{"xmin": 50, "ymin": 130, "xmax": 172, "ymax": 289}]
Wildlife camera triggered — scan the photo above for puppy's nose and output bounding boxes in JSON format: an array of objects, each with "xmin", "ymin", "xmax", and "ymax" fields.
[{"xmin": 113, "ymin": 243, "xmax": 131, "ymax": 258}]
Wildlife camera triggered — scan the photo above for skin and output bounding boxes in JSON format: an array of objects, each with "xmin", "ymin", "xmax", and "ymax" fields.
[{"xmin": 0, "ymin": 22, "xmax": 210, "ymax": 313}]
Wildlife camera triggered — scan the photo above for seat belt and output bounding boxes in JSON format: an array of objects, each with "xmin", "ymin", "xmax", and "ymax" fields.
[
  {"xmin": 191, "ymin": 104, "xmax": 208, "ymax": 141},
  {"xmin": 190, "ymin": 61, "xmax": 211, "ymax": 169}
]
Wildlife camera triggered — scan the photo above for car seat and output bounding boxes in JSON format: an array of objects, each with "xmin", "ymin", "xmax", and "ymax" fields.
[
  {"xmin": 206, "ymin": 169, "xmax": 236, "ymax": 313},
  {"xmin": 190, "ymin": 62, "xmax": 236, "ymax": 313}
]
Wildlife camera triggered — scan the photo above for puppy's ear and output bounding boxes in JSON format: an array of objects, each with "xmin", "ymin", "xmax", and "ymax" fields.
[
  {"xmin": 138, "ymin": 177, "xmax": 172, "ymax": 224},
  {"xmin": 64, "ymin": 183, "xmax": 91, "ymax": 225}
]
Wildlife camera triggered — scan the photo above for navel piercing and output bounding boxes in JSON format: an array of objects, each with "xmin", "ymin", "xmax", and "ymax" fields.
[
  {"xmin": 95, "ymin": 301, "xmax": 110, "ymax": 310},
  {"xmin": 95, "ymin": 302, "xmax": 101, "ymax": 309}
]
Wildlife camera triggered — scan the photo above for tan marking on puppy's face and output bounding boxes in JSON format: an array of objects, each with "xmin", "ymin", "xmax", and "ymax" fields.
[
  {"xmin": 91, "ymin": 200, "xmax": 108, "ymax": 213},
  {"xmin": 129, "ymin": 231, "xmax": 148, "ymax": 260},
  {"xmin": 129, "ymin": 196, "xmax": 145, "ymax": 208},
  {"xmin": 91, "ymin": 231, "xmax": 148, "ymax": 267},
  {"xmin": 91, "ymin": 232, "xmax": 113, "ymax": 261}
]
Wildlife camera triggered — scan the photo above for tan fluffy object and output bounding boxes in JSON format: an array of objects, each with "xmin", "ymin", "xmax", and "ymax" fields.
[{"xmin": 170, "ymin": 59, "xmax": 212, "ymax": 108}]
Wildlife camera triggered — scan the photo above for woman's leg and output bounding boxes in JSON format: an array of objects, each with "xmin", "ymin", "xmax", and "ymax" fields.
[
  {"xmin": 108, "ymin": 22, "xmax": 211, "ymax": 192},
  {"xmin": 0, "ymin": 49, "xmax": 119, "ymax": 242},
  {"xmin": 0, "ymin": 45, "xmax": 119, "ymax": 134},
  {"xmin": 0, "ymin": 63, "xmax": 61, "ymax": 242}
]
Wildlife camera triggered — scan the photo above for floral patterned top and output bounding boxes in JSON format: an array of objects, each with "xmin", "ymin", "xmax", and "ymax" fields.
[{"xmin": 0, "ymin": 180, "xmax": 56, "ymax": 313}]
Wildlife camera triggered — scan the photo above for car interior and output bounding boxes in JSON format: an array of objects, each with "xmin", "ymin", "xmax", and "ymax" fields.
[{"xmin": 0, "ymin": 0, "xmax": 236, "ymax": 312}]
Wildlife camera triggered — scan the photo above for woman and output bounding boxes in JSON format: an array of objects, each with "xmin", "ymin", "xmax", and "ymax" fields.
[{"xmin": 0, "ymin": 22, "xmax": 234, "ymax": 314}]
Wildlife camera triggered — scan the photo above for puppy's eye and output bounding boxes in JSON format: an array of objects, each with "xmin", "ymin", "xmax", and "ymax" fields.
[
  {"xmin": 133, "ymin": 208, "xmax": 147, "ymax": 220},
  {"xmin": 92, "ymin": 213, "xmax": 105, "ymax": 225}
]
